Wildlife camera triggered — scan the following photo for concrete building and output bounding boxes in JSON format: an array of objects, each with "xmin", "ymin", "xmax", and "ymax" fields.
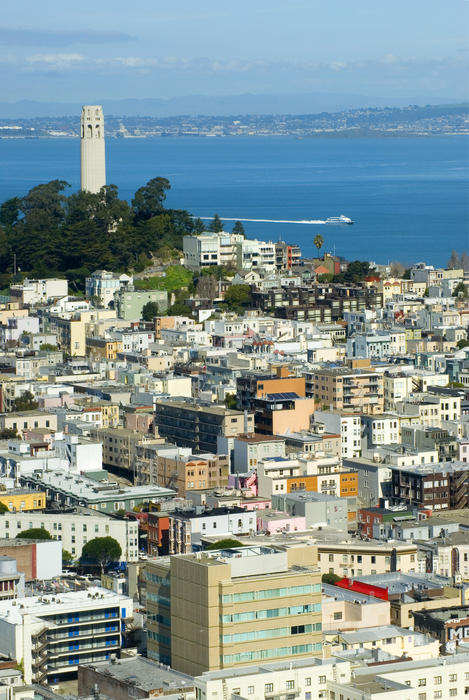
[
  {"xmin": 218, "ymin": 433, "xmax": 286, "ymax": 473},
  {"xmin": 413, "ymin": 605, "xmax": 469, "ymax": 654},
  {"xmin": 183, "ymin": 231, "xmax": 244, "ymax": 271},
  {"xmin": 147, "ymin": 543, "xmax": 322, "ymax": 675},
  {"xmin": 0, "ymin": 508, "xmax": 139, "ymax": 563},
  {"xmin": 9, "ymin": 278, "xmax": 68, "ymax": 307},
  {"xmin": 0, "ymin": 539, "xmax": 61, "ymax": 581},
  {"xmin": 78, "ymin": 656, "xmax": 194, "ymax": 700},
  {"xmin": 80, "ymin": 105, "xmax": 106, "ymax": 193},
  {"xmin": 0, "ymin": 410, "xmax": 57, "ymax": 435},
  {"xmin": 0, "ymin": 489, "xmax": 46, "ymax": 513},
  {"xmin": 272, "ymin": 491, "xmax": 349, "ymax": 531},
  {"xmin": 153, "ymin": 400, "xmax": 254, "ymax": 454},
  {"xmin": 0, "ymin": 587, "xmax": 132, "ymax": 684},
  {"xmin": 361, "ymin": 414, "xmax": 400, "ymax": 448},
  {"xmin": 317, "ymin": 541, "xmax": 419, "ymax": 577},
  {"xmin": 193, "ymin": 656, "xmax": 350, "ymax": 700},
  {"xmin": 115, "ymin": 289, "xmax": 168, "ymax": 321},
  {"xmin": 312, "ymin": 367, "xmax": 384, "ymax": 415},
  {"xmin": 322, "ymin": 582, "xmax": 390, "ymax": 632},
  {"xmin": 88, "ymin": 426, "xmax": 163, "ymax": 480}
]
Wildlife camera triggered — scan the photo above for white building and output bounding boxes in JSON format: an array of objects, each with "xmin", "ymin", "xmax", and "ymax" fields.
[
  {"xmin": 0, "ymin": 588, "xmax": 132, "ymax": 684},
  {"xmin": 194, "ymin": 656, "xmax": 351, "ymax": 700},
  {"xmin": 0, "ymin": 510, "xmax": 139, "ymax": 563},
  {"xmin": 314, "ymin": 410, "xmax": 362, "ymax": 459},
  {"xmin": 0, "ymin": 317, "xmax": 40, "ymax": 345},
  {"xmin": 361, "ymin": 415, "xmax": 400, "ymax": 449},
  {"xmin": 183, "ymin": 231, "xmax": 243, "ymax": 271},
  {"xmin": 85, "ymin": 270, "xmax": 133, "ymax": 308},
  {"xmin": 236, "ymin": 238, "xmax": 276, "ymax": 272},
  {"xmin": 80, "ymin": 105, "xmax": 106, "ymax": 194},
  {"xmin": 10, "ymin": 278, "xmax": 68, "ymax": 307}
]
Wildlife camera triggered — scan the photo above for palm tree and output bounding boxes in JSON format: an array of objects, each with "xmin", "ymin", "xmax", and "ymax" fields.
[{"xmin": 314, "ymin": 234, "xmax": 324, "ymax": 255}]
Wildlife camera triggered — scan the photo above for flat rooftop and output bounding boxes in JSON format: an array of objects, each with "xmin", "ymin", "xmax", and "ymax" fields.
[
  {"xmin": 21, "ymin": 470, "xmax": 175, "ymax": 502},
  {"xmin": 81, "ymin": 656, "xmax": 193, "ymax": 691}
]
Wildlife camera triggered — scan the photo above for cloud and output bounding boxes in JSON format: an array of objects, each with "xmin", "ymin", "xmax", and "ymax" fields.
[{"xmin": 0, "ymin": 27, "xmax": 134, "ymax": 46}]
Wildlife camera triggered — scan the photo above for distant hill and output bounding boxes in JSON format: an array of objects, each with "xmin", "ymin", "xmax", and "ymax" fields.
[{"xmin": 0, "ymin": 92, "xmax": 466, "ymax": 119}]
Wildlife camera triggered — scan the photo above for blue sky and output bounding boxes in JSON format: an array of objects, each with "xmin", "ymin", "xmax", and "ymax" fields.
[{"xmin": 1, "ymin": 0, "xmax": 468, "ymax": 103}]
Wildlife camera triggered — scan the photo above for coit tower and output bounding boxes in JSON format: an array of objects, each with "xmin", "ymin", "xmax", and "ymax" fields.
[{"xmin": 80, "ymin": 105, "xmax": 106, "ymax": 193}]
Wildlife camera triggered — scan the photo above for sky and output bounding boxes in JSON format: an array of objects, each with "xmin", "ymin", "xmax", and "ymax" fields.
[{"xmin": 1, "ymin": 0, "xmax": 468, "ymax": 104}]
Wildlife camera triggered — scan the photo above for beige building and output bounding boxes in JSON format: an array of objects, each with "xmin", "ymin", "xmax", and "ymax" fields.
[
  {"xmin": 317, "ymin": 541, "xmax": 419, "ymax": 578},
  {"xmin": 0, "ymin": 410, "xmax": 57, "ymax": 435},
  {"xmin": 89, "ymin": 426, "xmax": 164, "ymax": 479},
  {"xmin": 322, "ymin": 582, "xmax": 390, "ymax": 632},
  {"xmin": 324, "ymin": 624, "xmax": 439, "ymax": 661},
  {"xmin": 147, "ymin": 543, "xmax": 322, "ymax": 676},
  {"xmin": 155, "ymin": 447, "xmax": 229, "ymax": 496},
  {"xmin": 313, "ymin": 367, "xmax": 384, "ymax": 415},
  {"xmin": 390, "ymin": 586, "xmax": 462, "ymax": 628}
]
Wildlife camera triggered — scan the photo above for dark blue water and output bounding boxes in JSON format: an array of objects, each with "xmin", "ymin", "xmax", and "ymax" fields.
[{"xmin": 1, "ymin": 136, "xmax": 468, "ymax": 265}]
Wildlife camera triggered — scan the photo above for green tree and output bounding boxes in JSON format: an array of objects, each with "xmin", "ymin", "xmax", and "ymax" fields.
[
  {"xmin": 206, "ymin": 538, "xmax": 245, "ymax": 550},
  {"xmin": 12, "ymin": 391, "xmax": 38, "ymax": 412},
  {"xmin": 224, "ymin": 284, "xmax": 252, "ymax": 313},
  {"xmin": 224, "ymin": 393, "xmax": 238, "ymax": 410},
  {"xmin": 62, "ymin": 549, "xmax": 73, "ymax": 564},
  {"xmin": 81, "ymin": 536, "xmax": 122, "ymax": 572},
  {"xmin": 132, "ymin": 177, "xmax": 171, "ymax": 223},
  {"xmin": 456, "ymin": 339, "xmax": 469, "ymax": 349},
  {"xmin": 322, "ymin": 572, "xmax": 342, "ymax": 584},
  {"xmin": 192, "ymin": 218, "xmax": 205, "ymax": 234},
  {"xmin": 17, "ymin": 528, "xmax": 53, "ymax": 540},
  {"xmin": 232, "ymin": 221, "xmax": 245, "ymax": 237},
  {"xmin": 0, "ymin": 502, "xmax": 9, "ymax": 514},
  {"xmin": 0, "ymin": 197, "xmax": 21, "ymax": 227},
  {"xmin": 209, "ymin": 213, "xmax": 224, "ymax": 233},
  {"xmin": 453, "ymin": 281, "xmax": 468, "ymax": 299},
  {"xmin": 313, "ymin": 234, "xmax": 324, "ymax": 255},
  {"xmin": 39, "ymin": 343, "xmax": 58, "ymax": 351},
  {"xmin": 168, "ymin": 300, "xmax": 192, "ymax": 317},
  {"xmin": 141, "ymin": 301, "xmax": 159, "ymax": 321},
  {"xmin": 0, "ymin": 428, "xmax": 20, "ymax": 439}
]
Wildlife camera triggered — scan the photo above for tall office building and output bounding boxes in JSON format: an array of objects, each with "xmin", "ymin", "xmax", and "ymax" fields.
[
  {"xmin": 80, "ymin": 105, "xmax": 106, "ymax": 193},
  {"xmin": 147, "ymin": 543, "xmax": 322, "ymax": 676}
]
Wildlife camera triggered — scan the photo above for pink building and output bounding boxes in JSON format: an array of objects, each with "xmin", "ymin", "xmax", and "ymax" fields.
[{"xmin": 256, "ymin": 509, "xmax": 306, "ymax": 534}]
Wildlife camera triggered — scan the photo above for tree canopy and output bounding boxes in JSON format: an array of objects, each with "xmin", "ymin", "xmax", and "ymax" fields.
[
  {"xmin": 0, "ymin": 502, "xmax": 9, "ymax": 514},
  {"xmin": 209, "ymin": 213, "xmax": 224, "ymax": 233},
  {"xmin": 17, "ymin": 528, "xmax": 53, "ymax": 540},
  {"xmin": 206, "ymin": 538, "xmax": 245, "ymax": 550},
  {"xmin": 141, "ymin": 301, "xmax": 159, "ymax": 321},
  {"xmin": 0, "ymin": 178, "xmax": 197, "ymax": 290},
  {"xmin": 12, "ymin": 391, "xmax": 38, "ymax": 412},
  {"xmin": 223, "ymin": 284, "xmax": 253, "ymax": 313},
  {"xmin": 81, "ymin": 536, "xmax": 122, "ymax": 571}
]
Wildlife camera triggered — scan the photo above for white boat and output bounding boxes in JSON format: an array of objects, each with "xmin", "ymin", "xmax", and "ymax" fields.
[{"xmin": 325, "ymin": 215, "xmax": 354, "ymax": 225}]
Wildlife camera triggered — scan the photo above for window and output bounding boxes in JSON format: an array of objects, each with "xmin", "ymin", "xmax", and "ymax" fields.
[
  {"xmin": 449, "ymin": 690, "xmax": 457, "ymax": 697},
  {"xmin": 371, "ymin": 555, "xmax": 376, "ymax": 564},
  {"xmin": 450, "ymin": 675, "xmax": 457, "ymax": 682},
  {"xmin": 434, "ymin": 677, "xmax": 442, "ymax": 685},
  {"xmin": 418, "ymin": 695, "xmax": 426, "ymax": 700},
  {"xmin": 319, "ymin": 676, "xmax": 326, "ymax": 684},
  {"xmin": 265, "ymin": 684, "xmax": 273, "ymax": 693},
  {"xmin": 248, "ymin": 687, "xmax": 254, "ymax": 696},
  {"xmin": 418, "ymin": 679, "xmax": 426, "ymax": 687},
  {"xmin": 286, "ymin": 681, "xmax": 294, "ymax": 690},
  {"xmin": 305, "ymin": 678, "xmax": 311, "ymax": 686},
  {"xmin": 333, "ymin": 612, "xmax": 343, "ymax": 620},
  {"xmin": 434, "ymin": 692, "xmax": 442, "ymax": 699}
]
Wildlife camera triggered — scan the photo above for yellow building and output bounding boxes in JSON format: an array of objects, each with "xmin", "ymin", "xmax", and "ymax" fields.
[
  {"xmin": 0, "ymin": 489, "xmax": 46, "ymax": 512},
  {"xmin": 147, "ymin": 543, "xmax": 322, "ymax": 676},
  {"xmin": 85, "ymin": 337, "xmax": 123, "ymax": 360}
]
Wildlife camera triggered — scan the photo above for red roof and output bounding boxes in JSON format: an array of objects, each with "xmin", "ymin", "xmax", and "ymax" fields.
[{"xmin": 336, "ymin": 577, "xmax": 388, "ymax": 600}]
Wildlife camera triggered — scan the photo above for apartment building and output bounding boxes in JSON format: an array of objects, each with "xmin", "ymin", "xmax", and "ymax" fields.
[
  {"xmin": 194, "ymin": 656, "xmax": 350, "ymax": 700},
  {"xmin": 256, "ymin": 455, "xmax": 358, "ymax": 502},
  {"xmin": 314, "ymin": 410, "xmax": 362, "ymax": 458},
  {"xmin": 0, "ymin": 509, "xmax": 139, "ymax": 562},
  {"xmin": 153, "ymin": 399, "xmax": 254, "ymax": 454},
  {"xmin": 236, "ymin": 368, "xmax": 306, "ymax": 411},
  {"xmin": 152, "ymin": 446, "xmax": 229, "ymax": 496},
  {"xmin": 147, "ymin": 543, "xmax": 322, "ymax": 676},
  {"xmin": 312, "ymin": 367, "xmax": 384, "ymax": 415},
  {"xmin": 85, "ymin": 270, "xmax": 133, "ymax": 307},
  {"xmin": 236, "ymin": 238, "xmax": 276, "ymax": 272},
  {"xmin": 167, "ymin": 506, "xmax": 255, "ymax": 553},
  {"xmin": 0, "ymin": 588, "xmax": 132, "ymax": 684},
  {"xmin": 317, "ymin": 541, "xmax": 419, "ymax": 578},
  {"xmin": 183, "ymin": 231, "xmax": 244, "ymax": 271},
  {"xmin": 390, "ymin": 461, "xmax": 469, "ymax": 510}
]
